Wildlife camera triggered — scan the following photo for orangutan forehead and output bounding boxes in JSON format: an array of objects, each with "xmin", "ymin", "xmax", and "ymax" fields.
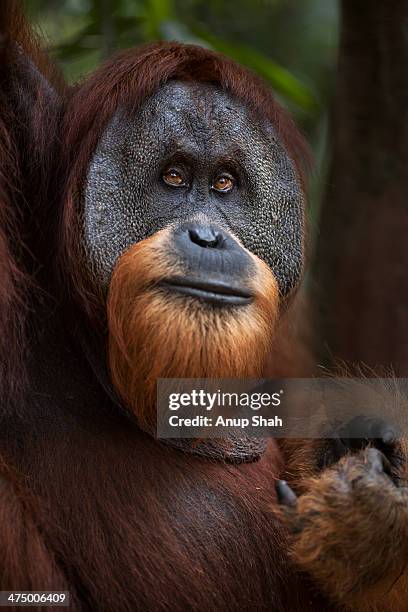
[
  {"xmin": 137, "ymin": 80, "xmax": 273, "ymax": 137},
  {"xmin": 113, "ymin": 81, "xmax": 277, "ymax": 156}
]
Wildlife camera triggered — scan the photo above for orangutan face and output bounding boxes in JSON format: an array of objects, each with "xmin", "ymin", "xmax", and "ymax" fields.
[{"xmin": 82, "ymin": 80, "xmax": 304, "ymax": 428}]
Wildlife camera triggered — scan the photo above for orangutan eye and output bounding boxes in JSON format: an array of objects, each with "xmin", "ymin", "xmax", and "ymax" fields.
[
  {"xmin": 162, "ymin": 168, "xmax": 186, "ymax": 187},
  {"xmin": 212, "ymin": 174, "xmax": 235, "ymax": 193}
]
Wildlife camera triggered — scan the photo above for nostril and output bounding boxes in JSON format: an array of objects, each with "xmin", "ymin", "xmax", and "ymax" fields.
[{"xmin": 188, "ymin": 226, "xmax": 224, "ymax": 249}]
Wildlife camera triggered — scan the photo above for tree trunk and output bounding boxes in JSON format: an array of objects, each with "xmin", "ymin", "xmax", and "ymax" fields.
[{"xmin": 314, "ymin": 0, "xmax": 408, "ymax": 374}]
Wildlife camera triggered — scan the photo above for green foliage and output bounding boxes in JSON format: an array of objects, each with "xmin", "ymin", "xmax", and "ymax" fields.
[
  {"xmin": 25, "ymin": 0, "xmax": 334, "ymax": 114},
  {"xmin": 194, "ymin": 31, "xmax": 317, "ymax": 112}
]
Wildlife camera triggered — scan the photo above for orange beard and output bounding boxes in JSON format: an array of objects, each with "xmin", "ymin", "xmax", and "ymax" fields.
[{"xmin": 107, "ymin": 228, "xmax": 280, "ymax": 431}]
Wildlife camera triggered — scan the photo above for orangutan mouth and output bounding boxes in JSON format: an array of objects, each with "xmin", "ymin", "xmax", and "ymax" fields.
[{"xmin": 159, "ymin": 276, "xmax": 254, "ymax": 306}]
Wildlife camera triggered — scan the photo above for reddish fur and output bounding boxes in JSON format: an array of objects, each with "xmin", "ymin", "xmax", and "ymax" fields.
[
  {"xmin": 0, "ymin": 0, "xmax": 64, "ymax": 401},
  {"xmin": 6, "ymin": 429, "xmax": 315, "ymax": 612},
  {"xmin": 0, "ymin": 1, "xmax": 32, "ymax": 400},
  {"xmin": 0, "ymin": 93, "xmax": 26, "ymax": 401},
  {"xmin": 107, "ymin": 229, "xmax": 280, "ymax": 430},
  {"xmin": 0, "ymin": 458, "xmax": 69, "ymax": 598}
]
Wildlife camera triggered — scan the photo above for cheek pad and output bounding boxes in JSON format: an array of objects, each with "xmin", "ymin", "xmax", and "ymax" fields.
[
  {"xmin": 83, "ymin": 113, "xmax": 166, "ymax": 290},
  {"xmin": 234, "ymin": 185, "xmax": 304, "ymax": 296}
]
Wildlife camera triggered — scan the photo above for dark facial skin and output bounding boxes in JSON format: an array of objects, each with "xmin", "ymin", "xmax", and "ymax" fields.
[{"xmin": 83, "ymin": 80, "xmax": 304, "ymax": 297}]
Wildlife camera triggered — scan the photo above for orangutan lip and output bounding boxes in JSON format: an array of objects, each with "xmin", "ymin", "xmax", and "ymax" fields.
[{"xmin": 160, "ymin": 277, "xmax": 254, "ymax": 306}]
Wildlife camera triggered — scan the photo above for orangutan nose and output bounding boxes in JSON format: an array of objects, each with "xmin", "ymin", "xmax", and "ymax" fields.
[{"xmin": 187, "ymin": 225, "xmax": 225, "ymax": 249}]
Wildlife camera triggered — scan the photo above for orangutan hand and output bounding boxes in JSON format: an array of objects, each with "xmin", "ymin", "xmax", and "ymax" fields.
[{"xmin": 277, "ymin": 445, "xmax": 408, "ymax": 611}]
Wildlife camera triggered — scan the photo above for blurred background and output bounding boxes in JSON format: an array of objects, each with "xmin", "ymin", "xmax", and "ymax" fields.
[{"xmin": 25, "ymin": 0, "xmax": 339, "ymax": 222}]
